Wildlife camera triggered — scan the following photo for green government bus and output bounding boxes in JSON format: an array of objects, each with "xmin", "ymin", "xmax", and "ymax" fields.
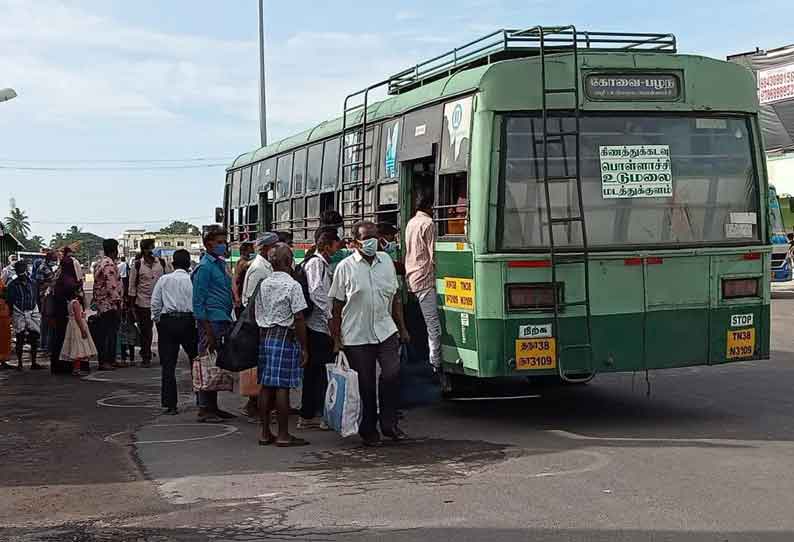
[{"xmin": 222, "ymin": 27, "xmax": 771, "ymax": 394}]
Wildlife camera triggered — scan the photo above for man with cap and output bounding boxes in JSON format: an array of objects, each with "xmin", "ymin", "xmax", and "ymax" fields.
[
  {"xmin": 242, "ymin": 232, "xmax": 279, "ymax": 307},
  {"xmin": 239, "ymin": 232, "xmax": 279, "ymax": 419}
]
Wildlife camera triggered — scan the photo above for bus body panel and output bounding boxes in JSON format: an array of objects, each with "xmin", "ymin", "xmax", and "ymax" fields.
[{"xmin": 224, "ymin": 49, "xmax": 771, "ymax": 382}]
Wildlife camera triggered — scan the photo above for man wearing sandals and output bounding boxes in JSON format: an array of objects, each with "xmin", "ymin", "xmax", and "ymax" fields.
[
  {"xmin": 192, "ymin": 226, "xmax": 237, "ymax": 423},
  {"xmin": 329, "ymin": 221, "xmax": 410, "ymax": 447},
  {"xmin": 254, "ymin": 243, "xmax": 310, "ymax": 447}
]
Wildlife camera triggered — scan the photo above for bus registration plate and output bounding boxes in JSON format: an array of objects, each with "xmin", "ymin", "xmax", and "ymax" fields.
[
  {"xmin": 726, "ymin": 328, "xmax": 755, "ymax": 360},
  {"xmin": 516, "ymin": 339, "xmax": 556, "ymax": 370}
]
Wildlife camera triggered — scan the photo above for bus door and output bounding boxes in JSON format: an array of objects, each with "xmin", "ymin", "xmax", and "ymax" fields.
[{"xmin": 401, "ymin": 155, "xmax": 436, "ymax": 363}]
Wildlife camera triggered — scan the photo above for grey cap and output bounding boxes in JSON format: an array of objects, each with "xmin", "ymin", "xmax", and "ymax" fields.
[{"xmin": 255, "ymin": 232, "xmax": 279, "ymax": 248}]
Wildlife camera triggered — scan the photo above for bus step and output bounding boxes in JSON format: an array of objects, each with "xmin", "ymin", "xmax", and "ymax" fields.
[
  {"xmin": 545, "ymin": 87, "xmax": 577, "ymax": 94},
  {"xmin": 550, "ymin": 216, "xmax": 583, "ymax": 224}
]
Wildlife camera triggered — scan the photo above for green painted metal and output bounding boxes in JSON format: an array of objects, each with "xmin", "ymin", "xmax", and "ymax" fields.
[
  {"xmin": 229, "ymin": 53, "xmax": 757, "ymax": 172},
  {"xmin": 226, "ymin": 41, "xmax": 770, "ymax": 381}
]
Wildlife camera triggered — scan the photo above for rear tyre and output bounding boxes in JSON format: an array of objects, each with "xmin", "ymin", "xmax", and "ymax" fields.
[{"xmin": 440, "ymin": 371, "xmax": 477, "ymax": 399}]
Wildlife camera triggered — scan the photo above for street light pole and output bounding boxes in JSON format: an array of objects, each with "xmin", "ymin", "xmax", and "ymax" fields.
[
  {"xmin": 258, "ymin": 0, "xmax": 268, "ymax": 147},
  {"xmin": 0, "ymin": 88, "xmax": 17, "ymax": 103}
]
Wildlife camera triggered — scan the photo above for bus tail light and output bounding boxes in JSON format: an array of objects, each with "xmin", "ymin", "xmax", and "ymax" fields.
[
  {"xmin": 507, "ymin": 283, "xmax": 560, "ymax": 310},
  {"xmin": 722, "ymin": 278, "xmax": 759, "ymax": 299}
]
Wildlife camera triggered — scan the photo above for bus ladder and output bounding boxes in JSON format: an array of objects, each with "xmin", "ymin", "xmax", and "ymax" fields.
[
  {"xmin": 340, "ymin": 81, "xmax": 387, "ymax": 228},
  {"xmin": 530, "ymin": 25, "xmax": 596, "ymax": 383}
]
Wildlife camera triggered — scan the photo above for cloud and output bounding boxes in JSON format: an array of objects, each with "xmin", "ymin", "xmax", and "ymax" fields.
[{"xmin": 0, "ymin": 0, "xmax": 257, "ymax": 124}]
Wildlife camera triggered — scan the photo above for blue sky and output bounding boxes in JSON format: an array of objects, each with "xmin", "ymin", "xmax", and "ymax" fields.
[{"xmin": 1, "ymin": 0, "xmax": 792, "ymax": 242}]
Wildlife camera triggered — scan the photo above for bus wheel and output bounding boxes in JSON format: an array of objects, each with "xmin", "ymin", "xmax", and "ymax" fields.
[{"xmin": 440, "ymin": 371, "xmax": 477, "ymax": 399}]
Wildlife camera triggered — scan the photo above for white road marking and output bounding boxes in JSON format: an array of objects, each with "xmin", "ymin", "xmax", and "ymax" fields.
[
  {"xmin": 448, "ymin": 394, "xmax": 541, "ymax": 401},
  {"xmin": 96, "ymin": 393, "xmax": 161, "ymax": 408},
  {"xmin": 135, "ymin": 423, "xmax": 239, "ymax": 445},
  {"xmin": 548, "ymin": 429, "xmax": 785, "ymax": 447}
]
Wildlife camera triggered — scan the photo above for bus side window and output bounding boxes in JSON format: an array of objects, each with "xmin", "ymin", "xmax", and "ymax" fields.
[{"xmin": 438, "ymin": 172, "xmax": 468, "ymax": 237}]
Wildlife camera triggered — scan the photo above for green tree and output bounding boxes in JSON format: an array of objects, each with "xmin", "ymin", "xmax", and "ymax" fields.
[
  {"xmin": 5, "ymin": 207, "xmax": 31, "ymax": 239},
  {"xmin": 159, "ymin": 221, "xmax": 199, "ymax": 235},
  {"xmin": 27, "ymin": 235, "xmax": 46, "ymax": 251},
  {"xmin": 50, "ymin": 226, "xmax": 105, "ymax": 264}
]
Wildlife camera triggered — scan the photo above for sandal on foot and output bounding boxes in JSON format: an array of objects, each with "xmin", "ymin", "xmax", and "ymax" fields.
[
  {"xmin": 258, "ymin": 434, "xmax": 277, "ymax": 446},
  {"xmin": 275, "ymin": 436, "xmax": 310, "ymax": 447}
]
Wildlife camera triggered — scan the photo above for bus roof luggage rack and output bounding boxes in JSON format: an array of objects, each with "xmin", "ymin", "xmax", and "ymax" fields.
[{"xmin": 387, "ymin": 27, "xmax": 677, "ymax": 95}]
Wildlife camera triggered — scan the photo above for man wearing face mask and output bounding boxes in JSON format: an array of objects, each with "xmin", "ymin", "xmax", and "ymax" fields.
[
  {"xmin": 192, "ymin": 225, "xmax": 236, "ymax": 423},
  {"xmin": 242, "ymin": 233, "xmax": 279, "ymax": 307},
  {"xmin": 238, "ymin": 232, "xmax": 278, "ymax": 420},
  {"xmin": 329, "ymin": 221, "xmax": 410, "ymax": 446},
  {"xmin": 128, "ymin": 239, "xmax": 169, "ymax": 367}
]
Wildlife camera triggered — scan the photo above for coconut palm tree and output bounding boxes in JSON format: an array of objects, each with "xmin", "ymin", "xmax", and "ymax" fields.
[{"xmin": 5, "ymin": 207, "xmax": 31, "ymax": 239}]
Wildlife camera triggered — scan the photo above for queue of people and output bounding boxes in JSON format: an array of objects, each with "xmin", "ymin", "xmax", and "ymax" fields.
[{"xmin": 0, "ymin": 191, "xmax": 441, "ymax": 449}]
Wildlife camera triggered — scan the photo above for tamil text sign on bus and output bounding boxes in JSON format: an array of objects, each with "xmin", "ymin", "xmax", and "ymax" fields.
[
  {"xmin": 758, "ymin": 63, "xmax": 794, "ymax": 105},
  {"xmin": 600, "ymin": 145, "xmax": 673, "ymax": 199}
]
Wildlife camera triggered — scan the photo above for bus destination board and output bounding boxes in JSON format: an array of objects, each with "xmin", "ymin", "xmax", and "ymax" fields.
[{"xmin": 586, "ymin": 74, "xmax": 680, "ymax": 101}]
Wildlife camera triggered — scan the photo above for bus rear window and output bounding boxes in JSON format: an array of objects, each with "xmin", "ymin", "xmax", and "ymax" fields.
[{"xmin": 500, "ymin": 115, "xmax": 759, "ymax": 249}]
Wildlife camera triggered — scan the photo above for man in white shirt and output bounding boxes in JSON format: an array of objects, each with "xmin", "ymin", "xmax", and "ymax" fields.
[
  {"xmin": 255, "ymin": 243, "xmax": 310, "ymax": 447},
  {"xmin": 242, "ymin": 232, "xmax": 278, "ymax": 307},
  {"xmin": 151, "ymin": 250, "xmax": 196, "ymax": 415},
  {"xmin": 329, "ymin": 221, "xmax": 410, "ymax": 446},
  {"xmin": 297, "ymin": 230, "xmax": 340, "ymax": 430}
]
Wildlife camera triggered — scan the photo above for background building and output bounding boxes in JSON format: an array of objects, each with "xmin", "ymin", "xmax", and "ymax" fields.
[
  {"xmin": 0, "ymin": 223, "xmax": 23, "ymax": 266},
  {"xmin": 117, "ymin": 228, "xmax": 201, "ymax": 262},
  {"xmin": 729, "ymin": 45, "xmax": 794, "ymax": 201}
]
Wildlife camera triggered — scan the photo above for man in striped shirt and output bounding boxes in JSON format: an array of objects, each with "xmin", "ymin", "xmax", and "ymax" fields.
[{"xmin": 6, "ymin": 260, "xmax": 43, "ymax": 371}]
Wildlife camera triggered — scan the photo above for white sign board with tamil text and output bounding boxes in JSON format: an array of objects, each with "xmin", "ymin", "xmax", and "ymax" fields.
[{"xmin": 600, "ymin": 145, "xmax": 673, "ymax": 199}]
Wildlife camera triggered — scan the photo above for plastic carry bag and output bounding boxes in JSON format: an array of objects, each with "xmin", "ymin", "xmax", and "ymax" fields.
[
  {"xmin": 192, "ymin": 351, "xmax": 234, "ymax": 392},
  {"xmin": 324, "ymin": 352, "xmax": 361, "ymax": 438}
]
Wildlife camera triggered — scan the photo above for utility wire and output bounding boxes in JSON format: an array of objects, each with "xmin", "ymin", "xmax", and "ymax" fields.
[
  {"xmin": 0, "ymin": 163, "xmax": 228, "ymax": 171},
  {"xmin": 29, "ymin": 216, "xmax": 209, "ymax": 225},
  {"xmin": 0, "ymin": 156, "xmax": 235, "ymax": 163}
]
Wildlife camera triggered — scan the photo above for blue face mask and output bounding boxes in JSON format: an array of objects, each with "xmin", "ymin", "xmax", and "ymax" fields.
[
  {"xmin": 212, "ymin": 244, "xmax": 227, "ymax": 258},
  {"xmin": 360, "ymin": 238, "xmax": 378, "ymax": 257}
]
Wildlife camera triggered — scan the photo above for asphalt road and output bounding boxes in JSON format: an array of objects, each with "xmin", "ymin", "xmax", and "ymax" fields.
[{"xmin": 3, "ymin": 293, "xmax": 794, "ymax": 541}]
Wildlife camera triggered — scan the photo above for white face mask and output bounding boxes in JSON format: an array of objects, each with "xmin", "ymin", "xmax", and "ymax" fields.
[{"xmin": 360, "ymin": 238, "xmax": 378, "ymax": 257}]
